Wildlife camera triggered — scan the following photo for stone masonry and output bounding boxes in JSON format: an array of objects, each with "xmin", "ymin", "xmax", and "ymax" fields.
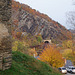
[{"xmin": 0, "ymin": 0, "xmax": 12, "ymax": 70}]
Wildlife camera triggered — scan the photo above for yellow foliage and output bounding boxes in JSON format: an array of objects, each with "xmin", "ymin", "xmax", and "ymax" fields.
[
  {"xmin": 38, "ymin": 45, "xmax": 64, "ymax": 68},
  {"xmin": 28, "ymin": 48, "xmax": 37, "ymax": 56},
  {"xmin": 62, "ymin": 40, "xmax": 72, "ymax": 49},
  {"xmin": 62, "ymin": 49, "xmax": 72, "ymax": 59},
  {"xmin": 12, "ymin": 41, "xmax": 18, "ymax": 51}
]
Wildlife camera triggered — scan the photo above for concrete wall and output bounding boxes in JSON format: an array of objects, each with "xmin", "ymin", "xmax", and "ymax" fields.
[{"xmin": 0, "ymin": 0, "xmax": 12, "ymax": 70}]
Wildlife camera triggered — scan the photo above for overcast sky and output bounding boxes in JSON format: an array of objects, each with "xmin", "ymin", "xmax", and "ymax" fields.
[{"xmin": 16, "ymin": 0, "xmax": 75, "ymax": 29}]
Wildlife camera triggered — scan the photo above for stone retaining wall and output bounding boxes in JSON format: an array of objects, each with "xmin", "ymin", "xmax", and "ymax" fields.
[
  {"xmin": 0, "ymin": 0, "xmax": 12, "ymax": 70},
  {"xmin": 0, "ymin": 51, "xmax": 12, "ymax": 70}
]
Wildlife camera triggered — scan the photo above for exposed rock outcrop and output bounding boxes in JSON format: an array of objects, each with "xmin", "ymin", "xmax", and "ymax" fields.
[{"xmin": 12, "ymin": 1, "xmax": 72, "ymax": 42}]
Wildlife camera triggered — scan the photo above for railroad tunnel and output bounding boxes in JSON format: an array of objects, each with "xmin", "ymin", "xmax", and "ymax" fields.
[
  {"xmin": 44, "ymin": 41, "xmax": 49, "ymax": 43},
  {"xmin": 43, "ymin": 40, "xmax": 51, "ymax": 44}
]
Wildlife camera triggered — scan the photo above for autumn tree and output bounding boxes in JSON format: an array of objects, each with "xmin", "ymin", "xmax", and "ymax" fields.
[
  {"xmin": 62, "ymin": 40, "xmax": 75, "ymax": 54},
  {"xmin": 62, "ymin": 40, "xmax": 72, "ymax": 49},
  {"xmin": 62, "ymin": 49, "xmax": 72, "ymax": 59},
  {"xmin": 12, "ymin": 40, "xmax": 37, "ymax": 56},
  {"xmin": 62, "ymin": 40, "xmax": 75, "ymax": 65},
  {"xmin": 38, "ymin": 45, "xmax": 64, "ymax": 68},
  {"xmin": 16, "ymin": 32, "xmax": 22, "ymax": 39},
  {"xmin": 28, "ymin": 48, "xmax": 37, "ymax": 56},
  {"xmin": 62, "ymin": 48, "xmax": 75, "ymax": 65}
]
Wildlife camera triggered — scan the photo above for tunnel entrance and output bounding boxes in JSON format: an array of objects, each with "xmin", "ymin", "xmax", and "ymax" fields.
[{"xmin": 45, "ymin": 41, "xmax": 49, "ymax": 43}]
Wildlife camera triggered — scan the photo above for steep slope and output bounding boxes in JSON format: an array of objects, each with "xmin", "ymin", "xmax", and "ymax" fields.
[
  {"xmin": 0, "ymin": 51, "xmax": 62, "ymax": 75},
  {"xmin": 69, "ymin": 29, "xmax": 75, "ymax": 40},
  {"xmin": 12, "ymin": 0, "xmax": 72, "ymax": 41}
]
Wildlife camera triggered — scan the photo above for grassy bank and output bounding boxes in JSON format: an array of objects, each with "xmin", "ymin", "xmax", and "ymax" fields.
[{"xmin": 0, "ymin": 51, "xmax": 62, "ymax": 75}]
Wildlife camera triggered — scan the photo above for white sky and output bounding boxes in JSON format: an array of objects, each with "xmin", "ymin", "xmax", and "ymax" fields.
[{"xmin": 16, "ymin": 0, "xmax": 75, "ymax": 29}]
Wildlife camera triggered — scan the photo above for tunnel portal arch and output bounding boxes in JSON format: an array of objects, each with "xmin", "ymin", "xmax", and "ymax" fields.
[{"xmin": 43, "ymin": 40, "xmax": 51, "ymax": 44}]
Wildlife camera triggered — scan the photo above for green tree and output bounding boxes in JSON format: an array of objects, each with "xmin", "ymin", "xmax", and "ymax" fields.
[{"xmin": 36, "ymin": 35, "xmax": 42, "ymax": 43}]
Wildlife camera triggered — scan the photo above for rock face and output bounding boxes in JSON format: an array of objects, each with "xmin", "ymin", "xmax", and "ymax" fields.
[
  {"xmin": 0, "ymin": 23, "xmax": 9, "ymax": 42},
  {"xmin": 0, "ymin": 0, "xmax": 12, "ymax": 70},
  {"xmin": 12, "ymin": 1, "xmax": 72, "ymax": 41}
]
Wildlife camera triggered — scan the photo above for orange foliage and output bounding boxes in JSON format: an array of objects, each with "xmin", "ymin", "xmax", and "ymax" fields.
[
  {"xmin": 16, "ymin": 32, "xmax": 22, "ymax": 39},
  {"xmin": 28, "ymin": 48, "xmax": 37, "ymax": 56},
  {"xmin": 38, "ymin": 45, "xmax": 64, "ymax": 68}
]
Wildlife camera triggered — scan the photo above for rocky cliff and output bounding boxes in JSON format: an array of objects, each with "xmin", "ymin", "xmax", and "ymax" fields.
[{"xmin": 12, "ymin": 0, "xmax": 72, "ymax": 42}]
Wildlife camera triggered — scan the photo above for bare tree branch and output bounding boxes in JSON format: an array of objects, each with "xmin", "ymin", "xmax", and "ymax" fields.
[{"xmin": 66, "ymin": 11, "xmax": 75, "ymax": 29}]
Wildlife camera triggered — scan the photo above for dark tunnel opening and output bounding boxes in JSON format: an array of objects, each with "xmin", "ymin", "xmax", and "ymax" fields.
[{"xmin": 44, "ymin": 41, "xmax": 49, "ymax": 43}]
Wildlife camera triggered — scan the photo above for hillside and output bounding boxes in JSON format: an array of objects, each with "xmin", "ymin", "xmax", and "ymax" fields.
[
  {"xmin": 69, "ymin": 29, "xmax": 75, "ymax": 40},
  {"xmin": 12, "ymin": 0, "xmax": 72, "ymax": 42},
  {"xmin": 69, "ymin": 29, "xmax": 75, "ymax": 33},
  {"xmin": 0, "ymin": 51, "xmax": 62, "ymax": 75}
]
